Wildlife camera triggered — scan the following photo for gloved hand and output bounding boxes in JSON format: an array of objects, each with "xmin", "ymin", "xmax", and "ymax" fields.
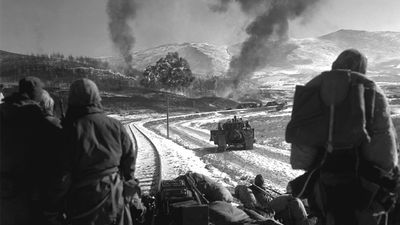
[
  {"xmin": 129, "ymin": 192, "xmax": 147, "ymax": 224},
  {"xmin": 123, "ymin": 178, "xmax": 140, "ymax": 198}
]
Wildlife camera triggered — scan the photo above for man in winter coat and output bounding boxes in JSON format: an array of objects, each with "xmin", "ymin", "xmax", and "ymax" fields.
[
  {"xmin": 0, "ymin": 76, "xmax": 62, "ymax": 225},
  {"xmin": 249, "ymin": 174, "xmax": 310, "ymax": 225},
  {"xmin": 288, "ymin": 49, "xmax": 398, "ymax": 225},
  {"xmin": 61, "ymin": 78, "xmax": 137, "ymax": 225}
]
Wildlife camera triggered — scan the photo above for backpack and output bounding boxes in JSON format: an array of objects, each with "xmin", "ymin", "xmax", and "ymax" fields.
[
  {"xmin": 286, "ymin": 70, "xmax": 399, "ymax": 224},
  {"xmin": 176, "ymin": 172, "xmax": 233, "ymax": 203},
  {"xmin": 286, "ymin": 70, "xmax": 373, "ymax": 150}
]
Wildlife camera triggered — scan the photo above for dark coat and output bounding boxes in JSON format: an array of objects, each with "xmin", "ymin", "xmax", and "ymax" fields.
[
  {"xmin": 62, "ymin": 106, "xmax": 136, "ymax": 225},
  {"xmin": 62, "ymin": 106, "xmax": 136, "ymax": 182},
  {"xmin": 290, "ymin": 49, "xmax": 398, "ymax": 172},
  {"xmin": 0, "ymin": 93, "xmax": 62, "ymax": 225},
  {"xmin": 305, "ymin": 70, "xmax": 398, "ymax": 171},
  {"xmin": 61, "ymin": 79, "xmax": 136, "ymax": 225}
]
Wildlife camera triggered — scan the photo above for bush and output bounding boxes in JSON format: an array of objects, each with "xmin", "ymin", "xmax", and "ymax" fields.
[{"xmin": 140, "ymin": 52, "xmax": 195, "ymax": 91}]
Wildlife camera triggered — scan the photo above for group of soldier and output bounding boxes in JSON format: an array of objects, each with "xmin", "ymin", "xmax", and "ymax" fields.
[
  {"xmin": 0, "ymin": 48, "xmax": 399, "ymax": 225},
  {"xmin": 218, "ymin": 116, "xmax": 251, "ymax": 131},
  {"xmin": 0, "ymin": 77, "xmax": 138, "ymax": 225}
]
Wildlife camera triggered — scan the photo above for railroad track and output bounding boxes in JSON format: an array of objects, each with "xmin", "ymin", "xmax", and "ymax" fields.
[{"xmin": 126, "ymin": 123, "xmax": 162, "ymax": 195}]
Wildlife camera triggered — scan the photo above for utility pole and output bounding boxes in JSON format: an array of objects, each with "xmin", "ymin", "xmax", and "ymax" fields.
[{"xmin": 166, "ymin": 93, "xmax": 170, "ymax": 139}]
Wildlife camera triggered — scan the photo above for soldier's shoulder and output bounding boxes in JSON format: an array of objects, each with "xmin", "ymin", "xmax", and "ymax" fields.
[
  {"xmin": 350, "ymin": 71, "xmax": 375, "ymax": 86},
  {"xmin": 305, "ymin": 72, "xmax": 325, "ymax": 87}
]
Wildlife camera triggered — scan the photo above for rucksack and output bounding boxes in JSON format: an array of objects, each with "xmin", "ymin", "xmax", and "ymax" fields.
[
  {"xmin": 286, "ymin": 70, "xmax": 374, "ymax": 150},
  {"xmin": 286, "ymin": 70, "xmax": 374, "ymax": 201},
  {"xmin": 177, "ymin": 172, "xmax": 233, "ymax": 203},
  {"xmin": 286, "ymin": 70, "xmax": 399, "ymax": 224}
]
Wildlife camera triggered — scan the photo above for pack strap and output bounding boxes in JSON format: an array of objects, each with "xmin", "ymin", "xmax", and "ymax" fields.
[
  {"xmin": 296, "ymin": 74, "xmax": 360, "ymax": 198},
  {"xmin": 296, "ymin": 100, "xmax": 337, "ymax": 198},
  {"xmin": 327, "ymin": 105, "xmax": 335, "ymax": 153},
  {"xmin": 375, "ymin": 211, "xmax": 389, "ymax": 225},
  {"xmin": 69, "ymin": 173, "xmax": 120, "ymax": 220}
]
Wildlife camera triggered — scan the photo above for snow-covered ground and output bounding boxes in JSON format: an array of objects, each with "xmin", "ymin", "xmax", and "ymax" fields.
[{"xmin": 113, "ymin": 109, "xmax": 304, "ymax": 195}]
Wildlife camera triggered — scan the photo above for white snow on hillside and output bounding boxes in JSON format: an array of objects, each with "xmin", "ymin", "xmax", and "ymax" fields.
[
  {"xmin": 105, "ymin": 29, "xmax": 400, "ymax": 88},
  {"xmin": 129, "ymin": 42, "xmax": 230, "ymax": 77}
]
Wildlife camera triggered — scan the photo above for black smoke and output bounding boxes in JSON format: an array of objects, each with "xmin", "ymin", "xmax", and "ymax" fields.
[
  {"xmin": 107, "ymin": 0, "xmax": 137, "ymax": 66},
  {"xmin": 211, "ymin": 0, "xmax": 321, "ymax": 97}
]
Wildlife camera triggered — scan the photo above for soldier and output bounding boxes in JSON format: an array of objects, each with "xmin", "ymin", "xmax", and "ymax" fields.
[
  {"xmin": 239, "ymin": 118, "xmax": 244, "ymax": 129},
  {"xmin": 287, "ymin": 49, "xmax": 399, "ymax": 225},
  {"xmin": 245, "ymin": 121, "xmax": 251, "ymax": 129},
  {"xmin": 218, "ymin": 122, "xmax": 223, "ymax": 130},
  {"xmin": 61, "ymin": 78, "xmax": 137, "ymax": 225},
  {"xmin": 0, "ymin": 77, "xmax": 61, "ymax": 225},
  {"xmin": 249, "ymin": 174, "xmax": 310, "ymax": 225}
]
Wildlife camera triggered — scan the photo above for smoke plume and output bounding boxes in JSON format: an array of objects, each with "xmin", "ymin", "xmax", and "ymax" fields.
[
  {"xmin": 211, "ymin": 0, "xmax": 321, "ymax": 97},
  {"xmin": 107, "ymin": 0, "xmax": 137, "ymax": 66}
]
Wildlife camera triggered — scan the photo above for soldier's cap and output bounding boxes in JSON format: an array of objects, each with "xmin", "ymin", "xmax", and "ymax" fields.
[{"xmin": 19, "ymin": 76, "xmax": 44, "ymax": 102}]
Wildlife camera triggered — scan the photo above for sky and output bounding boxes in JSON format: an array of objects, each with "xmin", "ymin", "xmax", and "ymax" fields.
[{"xmin": 1, "ymin": 0, "xmax": 400, "ymax": 57}]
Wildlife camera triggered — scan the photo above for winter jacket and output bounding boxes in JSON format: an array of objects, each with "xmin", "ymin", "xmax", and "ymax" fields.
[
  {"xmin": 62, "ymin": 106, "xmax": 136, "ymax": 182},
  {"xmin": 290, "ymin": 71, "xmax": 398, "ymax": 172},
  {"xmin": 0, "ymin": 92, "xmax": 62, "ymax": 225},
  {"xmin": 248, "ymin": 185, "xmax": 309, "ymax": 225},
  {"xmin": 289, "ymin": 49, "xmax": 398, "ymax": 172},
  {"xmin": 61, "ymin": 78, "xmax": 136, "ymax": 225}
]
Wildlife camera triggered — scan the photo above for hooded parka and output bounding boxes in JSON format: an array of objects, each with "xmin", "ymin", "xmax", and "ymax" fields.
[
  {"xmin": 62, "ymin": 78, "xmax": 136, "ymax": 225},
  {"xmin": 0, "ymin": 77, "xmax": 62, "ymax": 225},
  {"xmin": 289, "ymin": 49, "xmax": 398, "ymax": 225}
]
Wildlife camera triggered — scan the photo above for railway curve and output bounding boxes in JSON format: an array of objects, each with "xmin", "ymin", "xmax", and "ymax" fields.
[{"xmin": 126, "ymin": 123, "xmax": 162, "ymax": 195}]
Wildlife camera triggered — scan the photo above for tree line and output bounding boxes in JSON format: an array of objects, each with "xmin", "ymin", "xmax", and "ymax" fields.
[{"xmin": 1, "ymin": 51, "xmax": 224, "ymax": 96}]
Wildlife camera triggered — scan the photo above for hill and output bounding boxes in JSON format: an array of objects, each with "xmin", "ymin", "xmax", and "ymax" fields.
[
  {"xmin": 0, "ymin": 51, "xmax": 137, "ymax": 91},
  {"xmin": 115, "ymin": 29, "xmax": 400, "ymax": 89},
  {"xmin": 0, "ymin": 50, "xmax": 26, "ymax": 59},
  {"xmin": 1, "ymin": 29, "xmax": 399, "ymax": 104},
  {"xmin": 230, "ymin": 30, "xmax": 400, "ymax": 87},
  {"xmin": 107, "ymin": 42, "xmax": 230, "ymax": 78},
  {"xmin": 319, "ymin": 29, "xmax": 400, "ymax": 61}
]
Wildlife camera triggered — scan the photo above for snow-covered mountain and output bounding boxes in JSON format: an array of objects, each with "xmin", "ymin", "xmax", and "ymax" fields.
[
  {"xmin": 108, "ymin": 43, "xmax": 230, "ymax": 78},
  {"xmin": 282, "ymin": 30, "xmax": 400, "ymax": 85},
  {"xmin": 121, "ymin": 29, "xmax": 400, "ymax": 87}
]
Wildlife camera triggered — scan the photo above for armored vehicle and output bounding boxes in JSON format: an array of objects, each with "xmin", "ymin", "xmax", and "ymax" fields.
[
  {"xmin": 210, "ymin": 116, "xmax": 255, "ymax": 151},
  {"xmin": 236, "ymin": 102, "xmax": 259, "ymax": 109}
]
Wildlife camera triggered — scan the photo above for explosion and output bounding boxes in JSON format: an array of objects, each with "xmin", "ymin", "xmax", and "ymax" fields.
[{"xmin": 210, "ymin": 0, "xmax": 322, "ymax": 97}]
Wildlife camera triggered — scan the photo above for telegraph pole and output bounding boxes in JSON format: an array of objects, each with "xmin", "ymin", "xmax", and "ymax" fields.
[{"xmin": 166, "ymin": 93, "xmax": 170, "ymax": 139}]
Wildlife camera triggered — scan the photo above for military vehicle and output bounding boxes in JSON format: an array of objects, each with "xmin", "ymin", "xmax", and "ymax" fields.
[
  {"xmin": 210, "ymin": 116, "xmax": 255, "ymax": 151},
  {"xmin": 236, "ymin": 102, "xmax": 259, "ymax": 109}
]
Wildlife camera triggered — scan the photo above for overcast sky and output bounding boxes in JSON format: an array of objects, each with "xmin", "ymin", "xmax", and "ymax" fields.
[{"xmin": 1, "ymin": 0, "xmax": 399, "ymax": 57}]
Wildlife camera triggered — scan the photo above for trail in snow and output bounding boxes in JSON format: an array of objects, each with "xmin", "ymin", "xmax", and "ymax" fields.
[{"xmin": 146, "ymin": 112, "xmax": 303, "ymax": 193}]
